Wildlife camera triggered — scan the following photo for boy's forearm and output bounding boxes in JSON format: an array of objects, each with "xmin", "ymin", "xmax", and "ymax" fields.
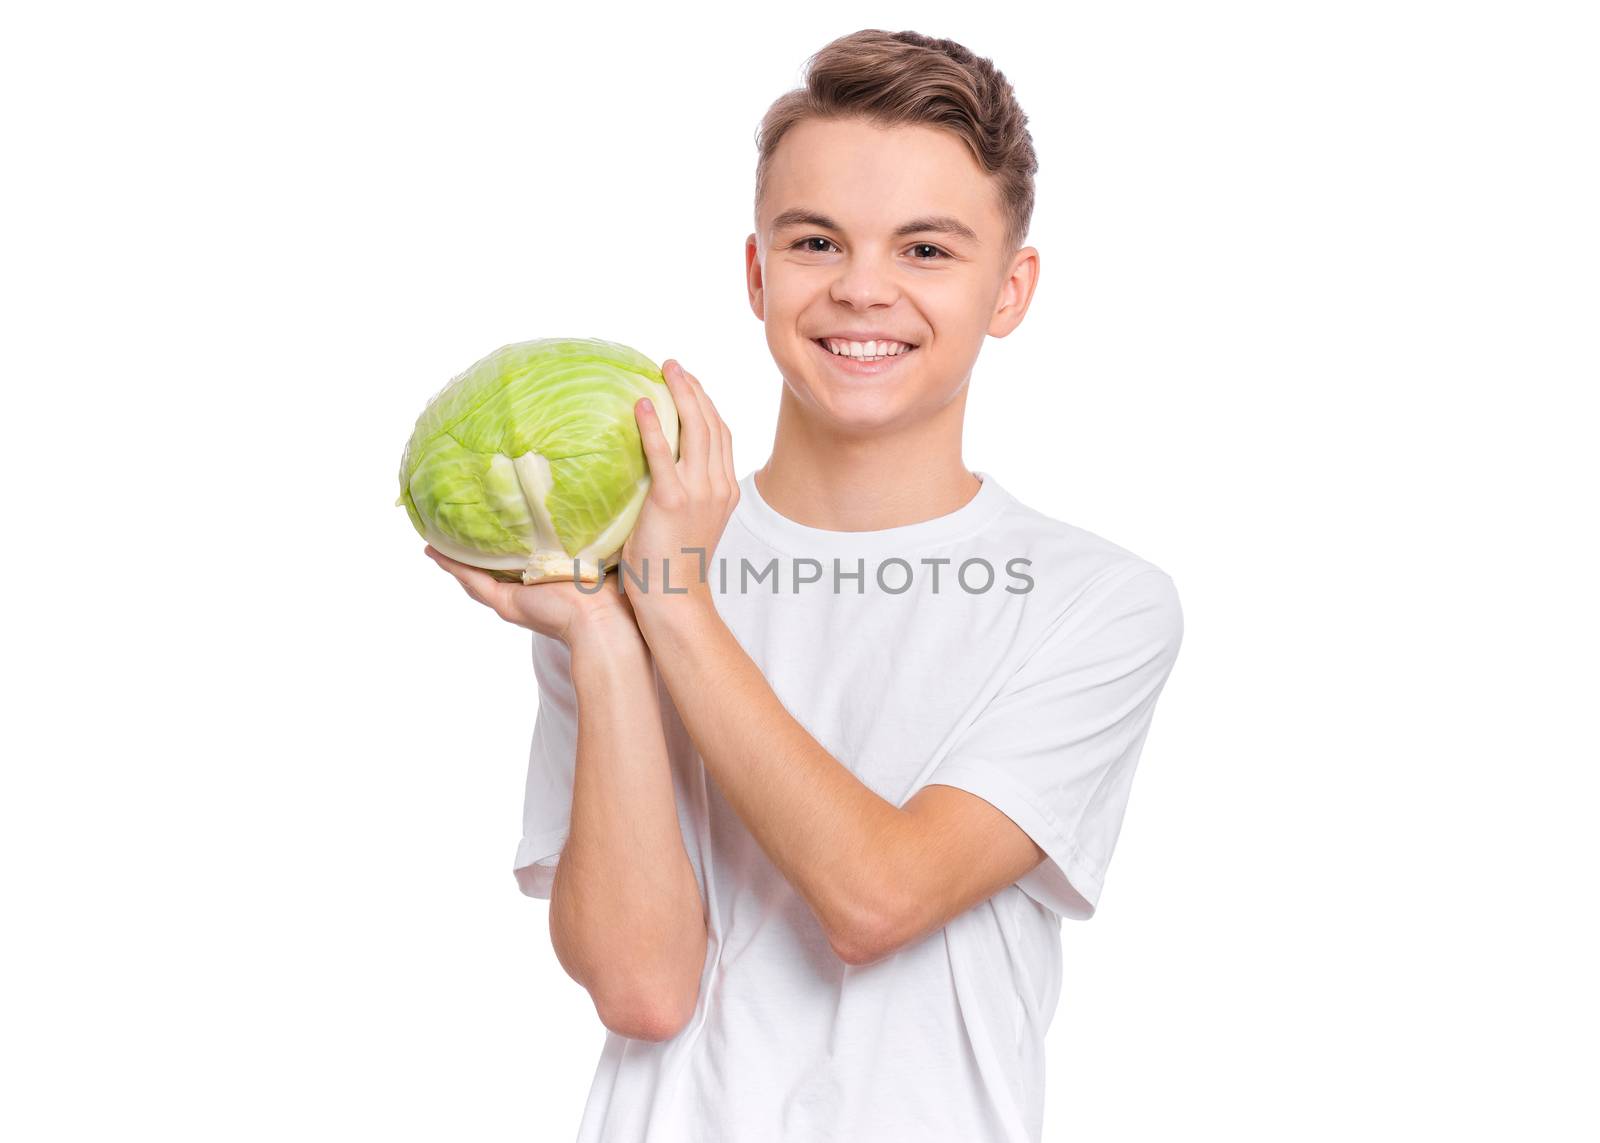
[
  {"xmin": 547, "ymin": 622, "xmax": 708, "ymax": 1035},
  {"xmin": 632, "ymin": 596, "xmax": 897, "ymax": 959}
]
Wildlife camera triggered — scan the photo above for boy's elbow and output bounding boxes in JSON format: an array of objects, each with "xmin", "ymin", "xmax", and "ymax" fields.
[{"xmin": 597, "ymin": 984, "xmax": 698, "ymax": 1043}]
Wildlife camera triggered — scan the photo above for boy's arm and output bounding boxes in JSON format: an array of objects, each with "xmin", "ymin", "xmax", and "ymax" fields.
[
  {"xmin": 632, "ymin": 596, "xmax": 1041, "ymax": 967},
  {"xmin": 420, "ymin": 545, "xmax": 706, "ymax": 1041},
  {"xmin": 548, "ymin": 613, "xmax": 708, "ymax": 1041}
]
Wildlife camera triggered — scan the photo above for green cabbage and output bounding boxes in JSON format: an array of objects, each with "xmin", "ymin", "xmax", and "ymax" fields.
[{"xmin": 397, "ymin": 337, "xmax": 679, "ymax": 583}]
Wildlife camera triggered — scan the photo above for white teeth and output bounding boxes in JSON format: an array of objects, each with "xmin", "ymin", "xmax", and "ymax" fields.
[{"xmin": 822, "ymin": 338, "xmax": 913, "ymax": 360}]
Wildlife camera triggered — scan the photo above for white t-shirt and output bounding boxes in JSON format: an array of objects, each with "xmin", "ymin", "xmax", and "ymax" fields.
[{"xmin": 513, "ymin": 469, "xmax": 1184, "ymax": 1143}]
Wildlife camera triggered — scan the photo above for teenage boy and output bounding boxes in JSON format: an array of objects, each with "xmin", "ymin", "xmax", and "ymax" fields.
[{"xmin": 428, "ymin": 29, "xmax": 1184, "ymax": 1143}]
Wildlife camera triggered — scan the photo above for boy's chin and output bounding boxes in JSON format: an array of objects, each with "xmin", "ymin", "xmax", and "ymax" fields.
[{"xmin": 795, "ymin": 381, "xmax": 929, "ymax": 435}]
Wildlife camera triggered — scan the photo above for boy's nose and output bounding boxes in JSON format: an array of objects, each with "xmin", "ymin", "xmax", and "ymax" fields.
[{"xmin": 829, "ymin": 259, "xmax": 900, "ymax": 310}]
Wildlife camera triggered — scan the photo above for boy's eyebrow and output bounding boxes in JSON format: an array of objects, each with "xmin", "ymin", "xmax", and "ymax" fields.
[{"xmin": 769, "ymin": 208, "xmax": 980, "ymax": 245}]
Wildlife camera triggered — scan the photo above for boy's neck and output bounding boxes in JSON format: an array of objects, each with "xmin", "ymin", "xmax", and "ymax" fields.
[{"xmin": 755, "ymin": 390, "xmax": 981, "ymax": 533}]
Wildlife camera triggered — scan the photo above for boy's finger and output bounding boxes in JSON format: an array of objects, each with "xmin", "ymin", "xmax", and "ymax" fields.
[
  {"xmin": 720, "ymin": 420, "xmax": 736, "ymax": 492},
  {"xmin": 426, "ymin": 545, "xmax": 506, "ymax": 607},
  {"xmin": 662, "ymin": 360, "xmax": 708, "ymax": 484},
  {"xmin": 680, "ymin": 367, "xmax": 726, "ymax": 486},
  {"xmin": 636, "ymin": 396, "xmax": 685, "ymax": 498}
]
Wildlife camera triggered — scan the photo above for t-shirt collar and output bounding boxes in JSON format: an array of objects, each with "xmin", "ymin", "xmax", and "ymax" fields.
[{"xmin": 733, "ymin": 467, "xmax": 1010, "ymax": 560}]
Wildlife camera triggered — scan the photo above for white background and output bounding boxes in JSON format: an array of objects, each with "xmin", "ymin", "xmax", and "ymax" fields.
[{"xmin": 3, "ymin": 1, "xmax": 1595, "ymax": 1139}]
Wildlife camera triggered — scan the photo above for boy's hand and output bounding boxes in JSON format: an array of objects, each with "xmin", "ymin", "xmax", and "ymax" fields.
[
  {"xmin": 622, "ymin": 359, "xmax": 739, "ymax": 610},
  {"xmin": 423, "ymin": 545, "xmax": 640, "ymax": 648}
]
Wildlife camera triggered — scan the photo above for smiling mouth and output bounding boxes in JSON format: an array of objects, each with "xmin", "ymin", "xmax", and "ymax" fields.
[{"xmin": 810, "ymin": 338, "xmax": 919, "ymax": 363}]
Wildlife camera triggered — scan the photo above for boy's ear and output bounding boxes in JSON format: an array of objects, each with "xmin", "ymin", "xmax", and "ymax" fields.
[
  {"xmin": 745, "ymin": 233, "xmax": 764, "ymax": 320},
  {"xmin": 987, "ymin": 245, "xmax": 1041, "ymax": 338}
]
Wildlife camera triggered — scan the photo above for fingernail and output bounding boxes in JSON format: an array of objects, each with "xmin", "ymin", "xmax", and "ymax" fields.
[{"xmin": 640, "ymin": 397, "xmax": 654, "ymax": 414}]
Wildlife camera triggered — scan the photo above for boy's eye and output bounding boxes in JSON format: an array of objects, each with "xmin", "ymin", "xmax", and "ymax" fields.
[{"xmin": 792, "ymin": 236, "xmax": 839, "ymax": 254}]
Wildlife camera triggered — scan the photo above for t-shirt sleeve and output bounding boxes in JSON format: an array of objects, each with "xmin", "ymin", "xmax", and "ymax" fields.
[
  {"xmin": 921, "ymin": 567, "xmax": 1184, "ymax": 921},
  {"xmin": 511, "ymin": 632, "xmax": 579, "ymax": 900}
]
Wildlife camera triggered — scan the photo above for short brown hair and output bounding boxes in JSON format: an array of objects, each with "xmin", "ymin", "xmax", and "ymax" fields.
[{"xmin": 754, "ymin": 29, "xmax": 1039, "ymax": 256}]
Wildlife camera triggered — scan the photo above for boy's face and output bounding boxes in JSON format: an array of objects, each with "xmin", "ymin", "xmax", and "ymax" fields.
[{"xmin": 747, "ymin": 117, "xmax": 1038, "ymax": 435}]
